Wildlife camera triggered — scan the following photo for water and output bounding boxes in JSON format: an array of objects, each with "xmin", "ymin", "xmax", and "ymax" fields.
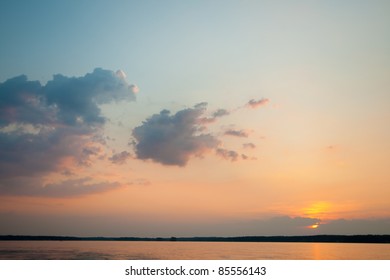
[{"xmin": 0, "ymin": 241, "xmax": 389, "ymax": 260}]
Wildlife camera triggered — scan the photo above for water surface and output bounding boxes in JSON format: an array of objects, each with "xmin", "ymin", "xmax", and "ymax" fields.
[{"xmin": 0, "ymin": 241, "xmax": 389, "ymax": 260}]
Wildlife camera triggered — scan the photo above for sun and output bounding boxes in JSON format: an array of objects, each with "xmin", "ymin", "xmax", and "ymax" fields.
[{"xmin": 309, "ymin": 223, "xmax": 319, "ymax": 229}]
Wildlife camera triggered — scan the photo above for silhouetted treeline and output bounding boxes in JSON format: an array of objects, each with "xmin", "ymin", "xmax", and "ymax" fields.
[
  {"xmin": 0, "ymin": 236, "xmax": 155, "ymax": 241},
  {"xmin": 177, "ymin": 235, "xmax": 390, "ymax": 243},
  {"xmin": 0, "ymin": 235, "xmax": 389, "ymax": 243}
]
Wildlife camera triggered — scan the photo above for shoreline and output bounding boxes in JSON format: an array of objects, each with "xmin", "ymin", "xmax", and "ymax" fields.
[{"xmin": 1, "ymin": 235, "xmax": 389, "ymax": 244}]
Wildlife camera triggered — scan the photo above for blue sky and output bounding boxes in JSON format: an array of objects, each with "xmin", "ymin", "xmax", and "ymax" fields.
[{"xmin": 2, "ymin": 1, "xmax": 389, "ymax": 112}]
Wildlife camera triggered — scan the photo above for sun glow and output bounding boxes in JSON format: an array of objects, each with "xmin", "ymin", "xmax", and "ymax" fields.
[
  {"xmin": 309, "ymin": 223, "xmax": 319, "ymax": 229},
  {"xmin": 303, "ymin": 202, "xmax": 331, "ymax": 219}
]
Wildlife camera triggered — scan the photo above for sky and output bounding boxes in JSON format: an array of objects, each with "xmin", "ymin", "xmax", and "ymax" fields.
[{"xmin": 0, "ymin": 0, "xmax": 389, "ymax": 237}]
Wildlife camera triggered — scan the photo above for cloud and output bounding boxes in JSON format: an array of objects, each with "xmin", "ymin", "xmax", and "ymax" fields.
[
  {"xmin": 199, "ymin": 108, "xmax": 230, "ymax": 124},
  {"xmin": 243, "ymin": 142, "xmax": 256, "ymax": 149},
  {"xmin": 44, "ymin": 68, "xmax": 136, "ymax": 125},
  {"xmin": 217, "ymin": 216, "xmax": 323, "ymax": 236},
  {"xmin": 0, "ymin": 68, "xmax": 136, "ymax": 196},
  {"xmin": 0, "ymin": 75, "xmax": 51, "ymax": 126},
  {"xmin": 109, "ymin": 151, "xmax": 132, "ymax": 165},
  {"xmin": 116, "ymin": 69, "xmax": 139, "ymax": 94},
  {"xmin": 241, "ymin": 154, "xmax": 249, "ymax": 160},
  {"xmin": 0, "ymin": 177, "xmax": 121, "ymax": 197},
  {"xmin": 115, "ymin": 69, "xmax": 127, "ymax": 80},
  {"xmin": 0, "ymin": 126, "xmax": 95, "ymax": 178},
  {"xmin": 1, "ymin": 213, "xmax": 388, "ymax": 237},
  {"xmin": 235, "ymin": 216, "xmax": 390, "ymax": 236},
  {"xmin": 216, "ymin": 148, "xmax": 239, "ymax": 161},
  {"xmin": 41, "ymin": 178, "xmax": 121, "ymax": 197},
  {"xmin": 317, "ymin": 218, "xmax": 390, "ymax": 235},
  {"xmin": 213, "ymin": 108, "xmax": 230, "ymax": 118},
  {"xmin": 132, "ymin": 104, "xmax": 219, "ymax": 166},
  {"xmin": 247, "ymin": 98, "xmax": 269, "ymax": 108},
  {"xmin": 129, "ymin": 84, "xmax": 140, "ymax": 94},
  {"xmin": 132, "ymin": 103, "xmax": 258, "ymax": 165},
  {"xmin": 224, "ymin": 129, "xmax": 249, "ymax": 138},
  {"xmin": 1, "ymin": 68, "xmax": 135, "ymax": 126}
]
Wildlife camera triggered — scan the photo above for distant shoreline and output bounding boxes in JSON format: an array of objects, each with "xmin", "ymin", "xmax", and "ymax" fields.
[{"xmin": 1, "ymin": 235, "xmax": 389, "ymax": 243}]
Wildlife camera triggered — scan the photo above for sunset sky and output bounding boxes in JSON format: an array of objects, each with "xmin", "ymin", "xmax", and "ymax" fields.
[{"xmin": 0, "ymin": 0, "xmax": 389, "ymax": 237}]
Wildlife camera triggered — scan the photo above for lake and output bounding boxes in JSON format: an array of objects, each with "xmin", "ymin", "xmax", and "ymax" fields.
[{"xmin": 0, "ymin": 241, "xmax": 389, "ymax": 260}]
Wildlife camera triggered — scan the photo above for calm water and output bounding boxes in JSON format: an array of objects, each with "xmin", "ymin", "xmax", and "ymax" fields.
[{"xmin": 0, "ymin": 241, "xmax": 389, "ymax": 260}]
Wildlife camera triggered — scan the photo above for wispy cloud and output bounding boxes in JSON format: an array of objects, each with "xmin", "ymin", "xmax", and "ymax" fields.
[
  {"xmin": 109, "ymin": 151, "xmax": 132, "ymax": 165},
  {"xmin": 216, "ymin": 148, "xmax": 240, "ymax": 161},
  {"xmin": 213, "ymin": 109, "xmax": 230, "ymax": 118},
  {"xmin": 247, "ymin": 98, "xmax": 269, "ymax": 108},
  {"xmin": 0, "ymin": 177, "xmax": 121, "ymax": 197},
  {"xmin": 224, "ymin": 129, "xmax": 249, "ymax": 138},
  {"xmin": 199, "ymin": 108, "xmax": 230, "ymax": 124},
  {"xmin": 243, "ymin": 142, "xmax": 256, "ymax": 149}
]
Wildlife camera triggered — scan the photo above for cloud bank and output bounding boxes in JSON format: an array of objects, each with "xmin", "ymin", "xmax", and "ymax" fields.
[
  {"xmin": 0, "ymin": 68, "xmax": 136, "ymax": 196},
  {"xmin": 1, "ymin": 68, "xmax": 267, "ymax": 195}
]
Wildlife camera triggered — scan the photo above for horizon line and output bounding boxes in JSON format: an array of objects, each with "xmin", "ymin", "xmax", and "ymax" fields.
[{"xmin": 1, "ymin": 234, "xmax": 389, "ymax": 244}]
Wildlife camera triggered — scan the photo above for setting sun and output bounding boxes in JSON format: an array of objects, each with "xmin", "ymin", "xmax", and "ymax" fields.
[{"xmin": 309, "ymin": 224, "xmax": 319, "ymax": 229}]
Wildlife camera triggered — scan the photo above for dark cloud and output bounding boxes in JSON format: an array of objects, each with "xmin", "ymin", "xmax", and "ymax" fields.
[
  {"xmin": 0, "ymin": 212, "xmax": 388, "ymax": 237},
  {"xmin": 247, "ymin": 98, "xmax": 269, "ymax": 108},
  {"xmin": 0, "ymin": 68, "xmax": 136, "ymax": 196},
  {"xmin": 317, "ymin": 218, "xmax": 390, "ymax": 235},
  {"xmin": 250, "ymin": 216, "xmax": 321, "ymax": 235},
  {"xmin": 109, "ymin": 151, "xmax": 132, "ymax": 165},
  {"xmin": 78, "ymin": 145, "xmax": 105, "ymax": 167},
  {"xmin": 271, "ymin": 216, "xmax": 321, "ymax": 227},
  {"xmin": 0, "ymin": 68, "xmax": 136, "ymax": 127},
  {"xmin": 132, "ymin": 103, "xmax": 257, "ymax": 165},
  {"xmin": 216, "ymin": 148, "xmax": 239, "ymax": 161},
  {"xmin": 211, "ymin": 216, "xmax": 323, "ymax": 236},
  {"xmin": 242, "ymin": 216, "xmax": 389, "ymax": 236},
  {"xmin": 0, "ymin": 177, "xmax": 121, "ymax": 197},
  {"xmin": 44, "ymin": 68, "xmax": 136, "ymax": 125},
  {"xmin": 0, "ymin": 75, "xmax": 50, "ymax": 126},
  {"xmin": 243, "ymin": 142, "xmax": 256, "ymax": 149},
  {"xmin": 0, "ymin": 126, "xmax": 94, "ymax": 178},
  {"xmin": 132, "ymin": 105, "xmax": 219, "ymax": 166},
  {"xmin": 224, "ymin": 129, "xmax": 249, "ymax": 138}
]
